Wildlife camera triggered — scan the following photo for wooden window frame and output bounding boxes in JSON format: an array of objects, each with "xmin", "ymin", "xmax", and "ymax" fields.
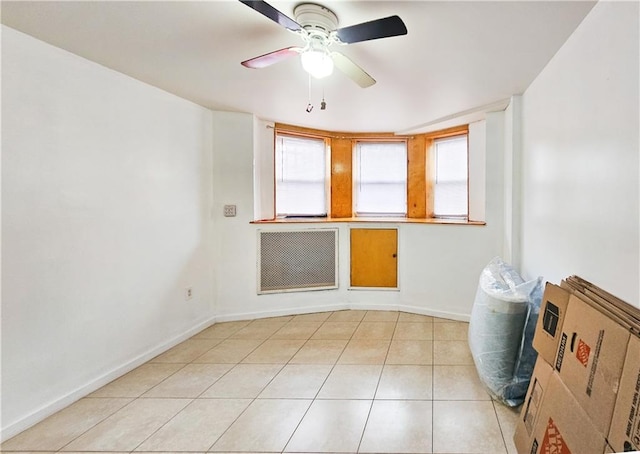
[{"xmin": 258, "ymin": 123, "xmax": 480, "ymax": 225}]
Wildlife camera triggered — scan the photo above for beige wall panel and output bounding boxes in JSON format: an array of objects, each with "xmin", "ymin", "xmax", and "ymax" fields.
[
  {"xmin": 407, "ymin": 135, "xmax": 426, "ymax": 218},
  {"xmin": 331, "ymin": 138, "xmax": 353, "ymax": 218}
]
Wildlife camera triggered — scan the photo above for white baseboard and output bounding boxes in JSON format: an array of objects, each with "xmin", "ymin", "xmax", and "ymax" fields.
[
  {"xmin": 395, "ymin": 304, "xmax": 471, "ymax": 322},
  {"xmin": 0, "ymin": 314, "xmax": 217, "ymax": 442},
  {"xmin": 215, "ymin": 302, "xmax": 470, "ymax": 323},
  {"xmin": 214, "ymin": 303, "xmax": 350, "ymax": 322}
]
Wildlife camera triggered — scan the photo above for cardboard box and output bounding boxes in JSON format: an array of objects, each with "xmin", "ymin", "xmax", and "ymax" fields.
[
  {"xmin": 604, "ymin": 443, "xmax": 616, "ymax": 453},
  {"xmin": 514, "ymin": 358, "xmax": 553, "ymax": 453},
  {"xmin": 565, "ymin": 276, "xmax": 640, "ymax": 327},
  {"xmin": 515, "ymin": 357, "xmax": 607, "ymax": 454},
  {"xmin": 533, "ymin": 283, "xmax": 571, "ymax": 366},
  {"xmin": 562, "ymin": 279, "xmax": 639, "ymax": 336},
  {"xmin": 555, "ymin": 294, "xmax": 630, "ymax": 436},
  {"xmin": 608, "ymin": 334, "xmax": 640, "ymax": 453}
]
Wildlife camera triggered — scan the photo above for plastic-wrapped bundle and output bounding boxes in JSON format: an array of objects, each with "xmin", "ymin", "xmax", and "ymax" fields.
[{"xmin": 468, "ymin": 257, "xmax": 543, "ymax": 406}]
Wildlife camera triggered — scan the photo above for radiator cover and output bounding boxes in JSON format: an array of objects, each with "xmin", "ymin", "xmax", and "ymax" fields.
[{"xmin": 258, "ymin": 229, "xmax": 338, "ymax": 293}]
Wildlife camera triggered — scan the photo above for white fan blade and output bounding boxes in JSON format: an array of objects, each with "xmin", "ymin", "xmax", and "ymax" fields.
[
  {"xmin": 331, "ymin": 52, "xmax": 376, "ymax": 88},
  {"xmin": 242, "ymin": 47, "xmax": 302, "ymax": 69}
]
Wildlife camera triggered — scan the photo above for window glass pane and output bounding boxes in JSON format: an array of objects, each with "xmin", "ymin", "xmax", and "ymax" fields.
[
  {"xmin": 434, "ymin": 135, "xmax": 468, "ymax": 217},
  {"xmin": 355, "ymin": 142, "xmax": 407, "ymax": 215},
  {"xmin": 275, "ymin": 134, "xmax": 326, "ymax": 216}
]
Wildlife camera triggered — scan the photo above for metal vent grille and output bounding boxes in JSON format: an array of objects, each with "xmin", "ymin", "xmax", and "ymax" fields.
[{"xmin": 259, "ymin": 229, "xmax": 338, "ymax": 293}]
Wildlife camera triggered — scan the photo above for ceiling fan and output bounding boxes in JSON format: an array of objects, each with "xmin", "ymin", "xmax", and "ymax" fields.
[{"xmin": 239, "ymin": 0, "xmax": 408, "ymax": 88}]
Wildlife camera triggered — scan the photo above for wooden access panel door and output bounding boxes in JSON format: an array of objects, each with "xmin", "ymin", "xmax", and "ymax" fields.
[{"xmin": 350, "ymin": 228, "xmax": 398, "ymax": 288}]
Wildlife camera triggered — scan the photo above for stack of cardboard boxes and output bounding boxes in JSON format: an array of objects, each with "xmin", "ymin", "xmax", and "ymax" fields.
[{"xmin": 514, "ymin": 276, "xmax": 640, "ymax": 454}]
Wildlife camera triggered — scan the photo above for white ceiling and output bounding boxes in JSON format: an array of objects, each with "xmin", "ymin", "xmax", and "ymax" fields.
[{"xmin": 2, "ymin": 1, "xmax": 596, "ymax": 133}]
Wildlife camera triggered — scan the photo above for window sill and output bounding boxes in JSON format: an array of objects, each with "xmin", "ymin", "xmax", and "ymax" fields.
[{"xmin": 251, "ymin": 216, "xmax": 486, "ymax": 226}]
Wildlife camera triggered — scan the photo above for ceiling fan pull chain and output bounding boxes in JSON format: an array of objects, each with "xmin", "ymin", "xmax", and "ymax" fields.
[
  {"xmin": 306, "ymin": 73, "xmax": 313, "ymax": 113},
  {"xmin": 321, "ymin": 85, "xmax": 327, "ymax": 110}
]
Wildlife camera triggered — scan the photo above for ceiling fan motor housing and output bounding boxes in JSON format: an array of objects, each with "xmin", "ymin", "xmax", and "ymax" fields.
[{"xmin": 294, "ymin": 3, "xmax": 339, "ymax": 36}]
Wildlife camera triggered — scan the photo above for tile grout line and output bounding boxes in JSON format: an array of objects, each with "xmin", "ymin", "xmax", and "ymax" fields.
[
  {"xmin": 204, "ymin": 314, "xmax": 330, "ymax": 452},
  {"xmin": 128, "ymin": 324, "xmax": 254, "ymax": 453},
  {"xmin": 135, "ymin": 361, "xmax": 193, "ymax": 398},
  {"xmin": 432, "ymin": 317, "xmax": 435, "ymax": 454},
  {"xmin": 51, "ymin": 397, "xmax": 138, "ymax": 453},
  {"xmin": 58, "ymin": 336, "xmax": 227, "ymax": 451},
  {"xmin": 133, "ymin": 320, "xmax": 274, "ymax": 453},
  {"xmin": 204, "ymin": 311, "xmax": 331, "ymax": 453},
  {"xmin": 354, "ymin": 314, "xmax": 399, "ymax": 453},
  {"xmin": 186, "ymin": 320, "xmax": 253, "ymax": 365},
  {"xmin": 491, "ymin": 399, "xmax": 511, "ymax": 454},
  {"xmin": 36, "ymin": 355, "xmax": 195, "ymax": 452},
  {"xmin": 127, "ymin": 398, "xmax": 195, "ymax": 453},
  {"xmin": 279, "ymin": 311, "xmax": 331, "ymax": 364},
  {"xmin": 281, "ymin": 310, "xmax": 365, "ymax": 453}
]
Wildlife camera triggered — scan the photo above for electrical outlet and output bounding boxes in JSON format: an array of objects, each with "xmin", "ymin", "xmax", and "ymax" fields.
[
  {"xmin": 223, "ymin": 205, "xmax": 237, "ymax": 217},
  {"xmin": 185, "ymin": 287, "xmax": 193, "ymax": 300}
]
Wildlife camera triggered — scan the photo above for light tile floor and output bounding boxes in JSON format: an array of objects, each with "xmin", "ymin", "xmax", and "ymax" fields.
[{"xmin": 2, "ymin": 310, "xmax": 521, "ymax": 454}]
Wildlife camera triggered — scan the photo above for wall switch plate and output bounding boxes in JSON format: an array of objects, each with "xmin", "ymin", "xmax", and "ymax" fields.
[
  {"xmin": 185, "ymin": 287, "xmax": 193, "ymax": 300},
  {"xmin": 223, "ymin": 205, "xmax": 237, "ymax": 217}
]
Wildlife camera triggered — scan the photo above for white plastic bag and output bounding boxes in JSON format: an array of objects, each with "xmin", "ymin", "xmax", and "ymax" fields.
[{"xmin": 468, "ymin": 257, "xmax": 543, "ymax": 406}]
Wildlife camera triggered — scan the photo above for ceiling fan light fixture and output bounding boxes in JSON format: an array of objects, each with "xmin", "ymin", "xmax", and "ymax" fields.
[{"xmin": 300, "ymin": 49, "xmax": 334, "ymax": 79}]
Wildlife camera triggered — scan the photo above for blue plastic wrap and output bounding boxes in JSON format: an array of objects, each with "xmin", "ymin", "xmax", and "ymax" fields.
[{"xmin": 468, "ymin": 257, "xmax": 543, "ymax": 406}]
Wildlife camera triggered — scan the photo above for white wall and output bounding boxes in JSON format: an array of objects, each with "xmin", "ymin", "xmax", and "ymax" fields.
[
  {"xmin": 253, "ymin": 118, "xmax": 275, "ymax": 221},
  {"xmin": 503, "ymin": 96, "xmax": 522, "ymax": 268},
  {"xmin": 1, "ymin": 26, "xmax": 215, "ymax": 439},
  {"xmin": 212, "ymin": 112, "xmax": 506, "ymax": 321},
  {"xmin": 211, "ymin": 111, "xmax": 261, "ymax": 315},
  {"xmin": 520, "ymin": 1, "xmax": 639, "ymax": 306},
  {"xmin": 468, "ymin": 120, "xmax": 487, "ymax": 222}
]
